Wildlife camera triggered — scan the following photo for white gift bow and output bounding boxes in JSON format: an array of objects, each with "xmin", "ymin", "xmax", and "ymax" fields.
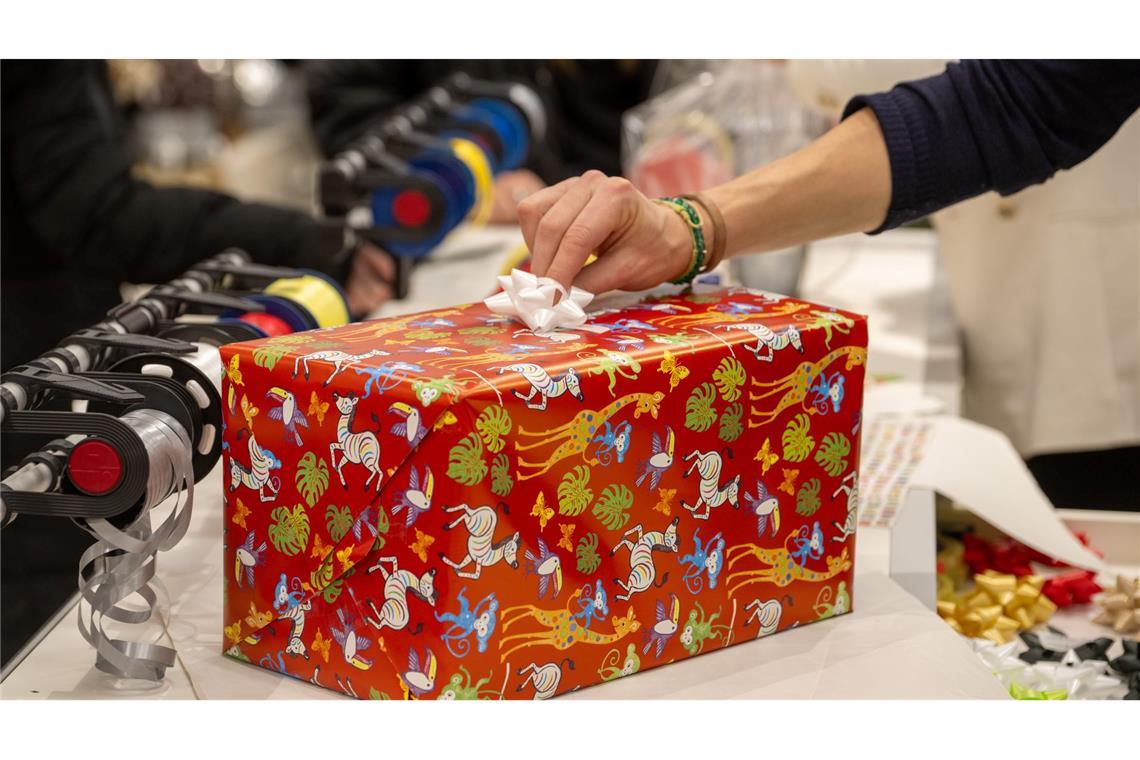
[
  {"xmin": 971, "ymin": 639, "xmax": 1127, "ymax": 699},
  {"xmin": 483, "ymin": 269, "xmax": 594, "ymax": 333}
]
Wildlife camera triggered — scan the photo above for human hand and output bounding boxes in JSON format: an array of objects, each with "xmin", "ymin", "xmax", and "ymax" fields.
[
  {"xmin": 344, "ymin": 242, "xmax": 395, "ymax": 317},
  {"xmin": 489, "ymin": 169, "xmax": 546, "ymax": 224},
  {"xmin": 517, "ymin": 170, "xmax": 695, "ymax": 295}
]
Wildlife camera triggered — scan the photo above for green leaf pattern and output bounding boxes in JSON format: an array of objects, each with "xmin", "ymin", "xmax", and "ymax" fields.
[
  {"xmin": 325, "ymin": 504, "xmax": 353, "ymax": 542},
  {"xmin": 712, "ymin": 357, "xmax": 746, "ymax": 402},
  {"xmin": 268, "ymin": 504, "xmax": 310, "ymax": 556},
  {"xmin": 684, "ymin": 382, "xmax": 718, "ymax": 432},
  {"xmin": 782, "ymin": 413, "xmax": 815, "ymax": 462},
  {"xmin": 719, "ymin": 402, "xmax": 744, "ymax": 442},
  {"xmin": 490, "ymin": 454, "xmax": 513, "ymax": 497},
  {"xmin": 814, "ymin": 432, "xmax": 851, "ymax": 477},
  {"xmin": 476, "ymin": 406, "xmax": 512, "ymax": 453},
  {"xmin": 447, "ymin": 433, "xmax": 487, "ymax": 485},
  {"xmin": 295, "ymin": 452, "xmax": 329, "ymax": 508},
  {"xmin": 576, "ymin": 533, "xmax": 601, "ymax": 574},
  {"xmin": 592, "ymin": 483, "xmax": 633, "ymax": 532},
  {"xmin": 556, "ymin": 465, "xmax": 593, "ymax": 516},
  {"xmin": 796, "ymin": 478, "xmax": 822, "ymax": 516}
]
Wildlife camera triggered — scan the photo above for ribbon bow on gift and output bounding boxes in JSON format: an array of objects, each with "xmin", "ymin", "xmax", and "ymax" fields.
[
  {"xmin": 937, "ymin": 571, "xmax": 1058, "ymax": 644},
  {"xmin": 484, "ymin": 269, "xmax": 594, "ymax": 333},
  {"xmin": 1093, "ymin": 575, "xmax": 1140, "ymax": 635}
]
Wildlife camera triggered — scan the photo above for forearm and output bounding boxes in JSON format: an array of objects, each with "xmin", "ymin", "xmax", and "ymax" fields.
[{"xmin": 700, "ymin": 108, "xmax": 891, "ymax": 258}]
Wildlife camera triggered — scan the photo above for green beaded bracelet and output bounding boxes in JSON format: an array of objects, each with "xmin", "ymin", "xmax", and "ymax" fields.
[{"xmin": 656, "ymin": 196, "xmax": 707, "ymax": 285}]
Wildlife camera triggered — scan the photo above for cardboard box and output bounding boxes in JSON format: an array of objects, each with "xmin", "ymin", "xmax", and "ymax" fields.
[{"xmin": 220, "ymin": 286, "xmax": 867, "ymax": 699}]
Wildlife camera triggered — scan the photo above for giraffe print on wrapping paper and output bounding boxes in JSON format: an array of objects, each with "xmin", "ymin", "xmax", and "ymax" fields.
[
  {"xmin": 724, "ymin": 545, "xmax": 853, "ymax": 598},
  {"xmin": 747, "ymin": 346, "xmax": 867, "ymax": 427},
  {"xmin": 498, "ymin": 588, "xmax": 641, "ymax": 663},
  {"xmin": 514, "ymin": 391, "xmax": 665, "ymax": 480}
]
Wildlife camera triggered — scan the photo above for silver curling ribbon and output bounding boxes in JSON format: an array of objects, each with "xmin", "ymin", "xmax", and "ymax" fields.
[{"xmin": 75, "ymin": 408, "xmax": 195, "ymax": 681}]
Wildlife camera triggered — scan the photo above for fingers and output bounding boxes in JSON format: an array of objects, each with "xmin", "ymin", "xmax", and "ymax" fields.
[
  {"xmin": 517, "ymin": 177, "xmax": 576, "ymax": 260},
  {"xmin": 518, "ymin": 170, "xmax": 659, "ymax": 294},
  {"xmin": 346, "ymin": 245, "xmax": 394, "ymax": 317},
  {"xmin": 571, "ymin": 253, "xmax": 632, "ymax": 296},
  {"xmin": 346, "ymin": 277, "xmax": 392, "ymax": 318},
  {"xmin": 544, "ymin": 181, "xmax": 633, "ymax": 290},
  {"xmin": 357, "ymin": 243, "xmax": 395, "ymax": 281},
  {"xmin": 521, "ymin": 170, "xmax": 608, "ymax": 277},
  {"xmin": 573, "ymin": 247, "xmax": 676, "ymax": 295}
]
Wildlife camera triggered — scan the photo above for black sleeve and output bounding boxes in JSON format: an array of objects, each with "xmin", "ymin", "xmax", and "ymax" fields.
[
  {"xmin": 3, "ymin": 61, "xmax": 350, "ymax": 284},
  {"xmin": 842, "ymin": 60, "xmax": 1140, "ymax": 232},
  {"xmin": 303, "ymin": 60, "xmax": 433, "ymax": 157}
]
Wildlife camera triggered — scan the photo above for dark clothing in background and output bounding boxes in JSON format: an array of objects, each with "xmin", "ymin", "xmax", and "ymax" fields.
[
  {"xmin": 0, "ymin": 60, "xmax": 349, "ymax": 668},
  {"xmin": 844, "ymin": 60, "xmax": 1140, "ymax": 233},
  {"xmin": 1, "ymin": 60, "xmax": 348, "ymax": 371},
  {"xmin": 304, "ymin": 60, "xmax": 657, "ymax": 181}
]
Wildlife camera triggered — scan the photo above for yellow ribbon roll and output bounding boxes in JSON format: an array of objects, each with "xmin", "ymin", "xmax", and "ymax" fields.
[
  {"xmin": 937, "ymin": 570, "xmax": 1058, "ymax": 644},
  {"xmin": 264, "ymin": 273, "xmax": 350, "ymax": 329},
  {"xmin": 449, "ymin": 137, "xmax": 494, "ymax": 227}
]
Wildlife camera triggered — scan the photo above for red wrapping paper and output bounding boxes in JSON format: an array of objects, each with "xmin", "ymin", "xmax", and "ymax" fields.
[{"xmin": 220, "ymin": 287, "xmax": 868, "ymax": 699}]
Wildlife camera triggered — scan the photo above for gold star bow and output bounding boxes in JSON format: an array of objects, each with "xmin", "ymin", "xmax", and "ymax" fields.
[
  {"xmin": 937, "ymin": 570, "xmax": 1057, "ymax": 644},
  {"xmin": 1092, "ymin": 575, "xmax": 1140, "ymax": 634}
]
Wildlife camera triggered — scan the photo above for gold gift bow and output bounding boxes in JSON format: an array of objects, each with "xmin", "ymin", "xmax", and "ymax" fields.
[
  {"xmin": 1092, "ymin": 575, "xmax": 1140, "ymax": 635},
  {"xmin": 937, "ymin": 570, "xmax": 1058, "ymax": 644}
]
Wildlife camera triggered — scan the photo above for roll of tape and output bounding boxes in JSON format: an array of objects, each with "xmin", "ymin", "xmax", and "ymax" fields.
[
  {"xmin": 449, "ymin": 137, "xmax": 494, "ymax": 226},
  {"xmin": 469, "ymin": 98, "xmax": 529, "ymax": 170},
  {"xmin": 264, "ymin": 272, "xmax": 350, "ymax": 329}
]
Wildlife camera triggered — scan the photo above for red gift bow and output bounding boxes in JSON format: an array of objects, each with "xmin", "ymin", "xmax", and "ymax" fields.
[
  {"xmin": 962, "ymin": 533, "xmax": 1036, "ymax": 577},
  {"xmin": 1041, "ymin": 570, "xmax": 1103, "ymax": 608},
  {"xmin": 960, "ymin": 533, "xmax": 1103, "ymax": 608}
]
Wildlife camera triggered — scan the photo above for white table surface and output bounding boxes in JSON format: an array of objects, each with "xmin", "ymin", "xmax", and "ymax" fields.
[
  {"xmin": 0, "ymin": 462, "xmax": 1009, "ymax": 699},
  {"xmin": 1, "ymin": 226, "xmax": 1017, "ymax": 700}
]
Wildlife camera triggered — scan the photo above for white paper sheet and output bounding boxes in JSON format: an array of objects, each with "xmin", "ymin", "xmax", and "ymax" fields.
[{"xmin": 895, "ymin": 416, "xmax": 1105, "ymax": 572}]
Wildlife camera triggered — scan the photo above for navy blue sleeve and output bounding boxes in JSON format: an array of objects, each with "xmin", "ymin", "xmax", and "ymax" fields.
[{"xmin": 842, "ymin": 60, "xmax": 1140, "ymax": 232}]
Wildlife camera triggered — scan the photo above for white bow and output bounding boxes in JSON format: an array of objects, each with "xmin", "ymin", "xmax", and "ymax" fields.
[{"xmin": 483, "ymin": 269, "xmax": 594, "ymax": 333}]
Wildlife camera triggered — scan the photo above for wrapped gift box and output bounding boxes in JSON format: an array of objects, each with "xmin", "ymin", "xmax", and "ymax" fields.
[{"xmin": 220, "ymin": 286, "xmax": 867, "ymax": 699}]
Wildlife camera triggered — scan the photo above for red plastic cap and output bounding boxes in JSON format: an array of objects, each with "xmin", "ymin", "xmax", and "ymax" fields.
[
  {"xmin": 241, "ymin": 311, "xmax": 293, "ymax": 337},
  {"xmin": 392, "ymin": 189, "xmax": 431, "ymax": 228},
  {"xmin": 68, "ymin": 438, "xmax": 124, "ymax": 496}
]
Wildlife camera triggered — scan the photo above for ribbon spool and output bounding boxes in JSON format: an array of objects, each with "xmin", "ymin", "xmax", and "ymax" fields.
[
  {"xmin": 109, "ymin": 341, "xmax": 223, "ymax": 484},
  {"xmin": 371, "ymin": 161, "xmax": 465, "ymax": 258},
  {"xmin": 464, "ymin": 98, "xmax": 530, "ymax": 171},
  {"xmin": 447, "ymin": 137, "xmax": 494, "ymax": 226},
  {"xmin": 220, "ymin": 271, "xmax": 351, "ymax": 332},
  {"xmin": 75, "ymin": 407, "xmax": 195, "ymax": 681},
  {"xmin": 262, "ymin": 270, "xmax": 350, "ymax": 329},
  {"xmin": 407, "ymin": 151, "xmax": 475, "ymax": 231},
  {"xmin": 236, "ymin": 311, "xmax": 293, "ymax": 338},
  {"xmin": 380, "ymin": 147, "xmax": 484, "ymax": 258}
]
